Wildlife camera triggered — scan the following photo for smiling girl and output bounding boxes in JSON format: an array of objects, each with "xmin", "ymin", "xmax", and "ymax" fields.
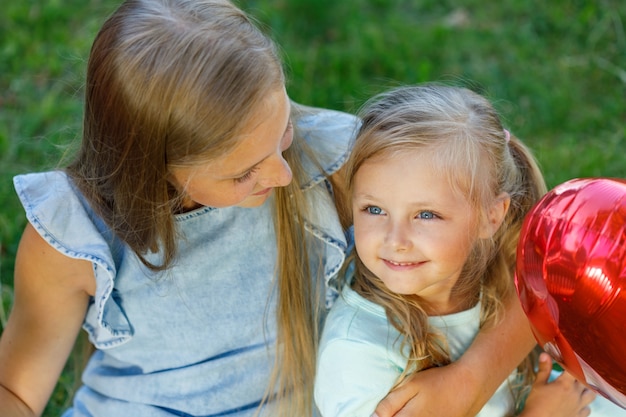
[{"xmin": 314, "ymin": 84, "xmax": 614, "ymax": 417}]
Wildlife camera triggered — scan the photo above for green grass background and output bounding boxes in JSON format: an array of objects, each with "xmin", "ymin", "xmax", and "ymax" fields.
[{"xmin": 1, "ymin": 0, "xmax": 625, "ymax": 415}]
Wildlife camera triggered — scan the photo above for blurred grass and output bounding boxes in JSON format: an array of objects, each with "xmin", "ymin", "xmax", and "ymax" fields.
[{"xmin": 1, "ymin": 0, "xmax": 625, "ymax": 415}]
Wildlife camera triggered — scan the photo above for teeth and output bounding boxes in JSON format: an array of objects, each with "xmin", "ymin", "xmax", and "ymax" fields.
[{"xmin": 388, "ymin": 260, "xmax": 413, "ymax": 266}]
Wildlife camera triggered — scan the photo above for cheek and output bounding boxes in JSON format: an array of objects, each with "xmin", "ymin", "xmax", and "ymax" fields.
[
  {"xmin": 353, "ymin": 217, "xmax": 379, "ymax": 251},
  {"xmin": 435, "ymin": 231, "xmax": 475, "ymax": 264},
  {"xmin": 352, "ymin": 215, "xmax": 367, "ymax": 240},
  {"xmin": 219, "ymin": 186, "xmax": 255, "ymax": 207},
  {"xmin": 186, "ymin": 181, "xmax": 247, "ymax": 208}
]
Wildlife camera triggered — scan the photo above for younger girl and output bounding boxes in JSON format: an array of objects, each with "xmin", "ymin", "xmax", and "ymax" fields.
[{"xmin": 315, "ymin": 84, "xmax": 622, "ymax": 416}]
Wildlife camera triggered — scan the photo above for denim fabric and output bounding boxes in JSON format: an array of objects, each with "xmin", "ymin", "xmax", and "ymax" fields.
[{"xmin": 14, "ymin": 108, "xmax": 359, "ymax": 416}]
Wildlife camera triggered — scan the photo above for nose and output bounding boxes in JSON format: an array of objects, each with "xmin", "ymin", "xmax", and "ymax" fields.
[
  {"xmin": 385, "ymin": 219, "xmax": 413, "ymax": 252},
  {"xmin": 259, "ymin": 154, "xmax": 293, "ymax": 188}
]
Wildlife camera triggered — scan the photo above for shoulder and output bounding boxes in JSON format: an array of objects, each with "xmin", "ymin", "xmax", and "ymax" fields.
[
  {"xmin": 17, "ymin": 222, "xmax": 96, "ymax": 295},
  {"xmin": 13, "ymin": 171, "xmax": 83, "ymax": 238},
  {"xmin": 14, "ymin": 171, "xmax": 75, "ymax": 205},
  {"xmin": 14, "ymin": 171, "xmax": 131, "ymax": 347},
  {"xmin": 13, "ymin": 171, "xmax": 94, "ymax": 225},
  {"xmin": 13, "ymin": 170, "xmax": 116, "ymax": 271},
  {"xmin": 316, "ymin": 287, "xmax": 403, "ymax": 417},
  {"xmin": 292, "ymin": 102, "xmax": 360, "ymax": 140},
  {"xmin": 321, "ymin": 286, "xmax": 392, "ymax": 351},
  {"xmin": 291, "ymin": 103, "xmax": 360, "ymax": 184}
]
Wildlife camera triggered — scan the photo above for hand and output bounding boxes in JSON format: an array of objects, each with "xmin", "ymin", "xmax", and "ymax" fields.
[
  {"xmin": 372, "ymin": 361, "xmax": 482, "ymax": 417},
  {"xmin": 372, "ymin": 297, "xmax": 535, "ymax": 417},
  {"xmin": 520, "ymin": 353, "xmax": 596, "ymax": 417}
]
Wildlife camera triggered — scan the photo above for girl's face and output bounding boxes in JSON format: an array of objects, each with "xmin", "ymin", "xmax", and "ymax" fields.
[
  {"xmin": 170, "ymin": 87, "xmax": 293, "ymax": 209},
  {"xmin": 352, "ymin": 150, "xmax": 482, "ymax": 313}
]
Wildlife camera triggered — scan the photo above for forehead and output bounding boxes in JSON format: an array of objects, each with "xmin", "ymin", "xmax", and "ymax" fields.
[
  {"xmin": 205, "ymin": 88, "xmax": 291, "ymax": 175},
  {"xmin": 355, "ymin": 148, "xmax": 475, "ymax": 206}
]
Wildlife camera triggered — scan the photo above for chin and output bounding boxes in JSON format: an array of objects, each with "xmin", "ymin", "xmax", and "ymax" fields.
[
  {"xmin": 380, "ymin": 279, "xmax": 420, "ymax": 296},
  {"xmin": 388, "ymin": 287, "xmax": 419, "ymax": 296},
  {"xmin": 237, "ymin": 191, "xmax": 272, "ymax": 208}
]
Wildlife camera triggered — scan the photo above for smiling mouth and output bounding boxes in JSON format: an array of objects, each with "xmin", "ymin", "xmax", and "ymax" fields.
[{"xmin": 383, "ymin": 259, "xmax": 425, "ymax": 270}]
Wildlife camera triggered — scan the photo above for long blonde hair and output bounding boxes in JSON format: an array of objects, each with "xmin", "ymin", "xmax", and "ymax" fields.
[
  {"xmin": 344, "ymin": 84, "xmax": 547, "ymax": 406},
  {"xmin": 66, "ymin": 1, "xmax": 323, "ymax": 415}
]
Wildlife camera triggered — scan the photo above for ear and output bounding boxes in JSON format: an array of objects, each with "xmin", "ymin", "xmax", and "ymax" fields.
[{"xmin": 478, "ymin": 192, "xmax": 510, "ymax": 239}]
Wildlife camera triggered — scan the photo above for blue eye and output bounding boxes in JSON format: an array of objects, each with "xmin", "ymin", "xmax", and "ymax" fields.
[
  {"xmin": 366, "ymin": 206, "xmax": 383, "ymax": 215},
  {"xmin": 417, "ymin": 211, "xmax": 436, "ymax": 219}
]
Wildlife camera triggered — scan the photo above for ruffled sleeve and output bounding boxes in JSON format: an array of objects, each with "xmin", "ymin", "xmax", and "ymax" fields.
[
  {"xmin": 295, "ymin": 106, "xmax": 360, "ymax": 189},
  {"xmin": 13, "ymin": 171, "xmax": 132, "ymax": 348},
  {"xmin": 293, "ymin": 107, "xmax": 360, "ymax": 306}
]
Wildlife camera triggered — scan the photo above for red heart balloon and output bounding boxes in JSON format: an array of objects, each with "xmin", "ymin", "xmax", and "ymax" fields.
[{"xmin": 515, "ymin": 177, "xmax": 626, "ymax": 408}]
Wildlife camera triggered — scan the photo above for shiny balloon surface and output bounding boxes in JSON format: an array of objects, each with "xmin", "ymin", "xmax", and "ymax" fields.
[{"xmin": 515, "ymin": 177, "xmax": 626, "ymax": 408}]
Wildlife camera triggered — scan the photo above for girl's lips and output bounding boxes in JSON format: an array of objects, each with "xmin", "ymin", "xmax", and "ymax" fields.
[
  {"xmin": 252, "ymin": 187, "xmax": 272, "ymax": 196},
  {"xmin": 383, "ymin": 259, "xmax": 425, "ymax": 271}
]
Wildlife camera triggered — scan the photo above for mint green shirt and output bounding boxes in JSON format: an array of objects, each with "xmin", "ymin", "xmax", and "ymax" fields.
[
  {"xmin": 315, "ymin": 285, "xmax": 516, "ymax": 417},
  {"xmin": 315, "ymin": 285, "xmax": 626, "ymax": 417}
]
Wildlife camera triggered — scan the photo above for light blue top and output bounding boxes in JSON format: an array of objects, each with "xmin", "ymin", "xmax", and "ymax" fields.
[
  {"xmin": 315, "ymin": 285, "xmax": 626, "ymax": 417},
  {"xmin": 315, "ymin": 285, "xmax": 517, "ymax": 417},
  {"xmin": 13, "ymin": 108, "xmax": 359, "ymax": 417}
]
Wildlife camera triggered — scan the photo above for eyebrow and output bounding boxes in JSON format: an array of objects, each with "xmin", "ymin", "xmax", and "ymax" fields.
[
  {"xmin": 353, "ymin": 192, "xmax": 441, "ymax": 209},
  {"xmin": 352, "ymin": 192, "xmax": 378, "ymax": 201}
]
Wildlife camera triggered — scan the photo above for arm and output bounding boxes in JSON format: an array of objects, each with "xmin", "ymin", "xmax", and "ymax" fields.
[
  {"xmin": 374, "ymin": 295, "xmax": 536, "ymax": 417},
  {"xmin": 0, "ymin": 223, "xmax": 95, "ymax": 416}
]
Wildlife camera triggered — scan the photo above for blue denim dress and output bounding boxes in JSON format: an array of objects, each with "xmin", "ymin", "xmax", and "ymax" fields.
[{"xmin": 13, "ymin": 108, "xmax": 359, "ymax": 417}]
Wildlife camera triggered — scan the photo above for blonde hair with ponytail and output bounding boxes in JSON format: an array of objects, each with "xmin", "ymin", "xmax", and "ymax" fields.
[{"xmin": 344, "ymin": 83, "xmax": 547, "ymax": 408}]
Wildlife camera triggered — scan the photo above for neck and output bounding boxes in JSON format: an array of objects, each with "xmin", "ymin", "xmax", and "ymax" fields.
[{"xmin": 424, "ymin": 291, "xmax": 478, "ymax": 316}]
